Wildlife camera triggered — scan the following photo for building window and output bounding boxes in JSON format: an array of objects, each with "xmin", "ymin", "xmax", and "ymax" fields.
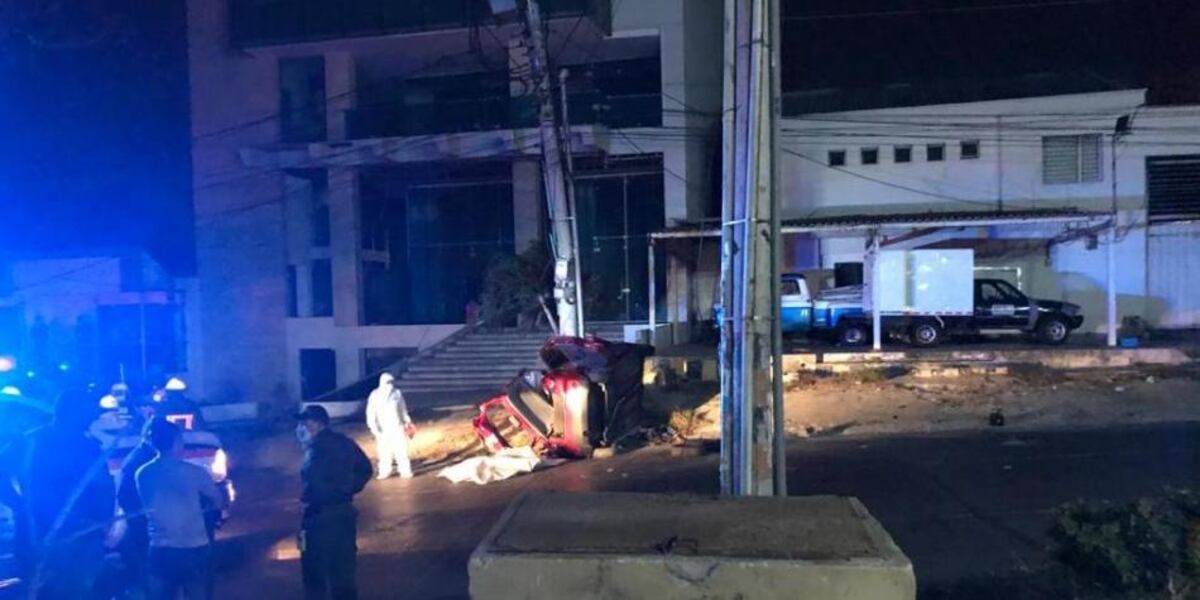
[
  {"xmin": 861, "ymin": 147, "xmax": 879, "ymax": 165},
  {"xmin": 299, "ymin": 349, "xmax": 336, "ymax": 401},
  {"xmin": 1043, "ymin": 134, "xmax": 1102, "ymax": 184},
  {"xmin": 279, "ymin": 57, "xmax": 326, "ymax": 143},
  {"xmin": 894, "ymin": 146, "xmax": 912, "ymax": 164},
  {"xmin": 1147, "ymin": 154, "xmax": 1200, "ymax": 220},
  {"xmin": 927, "ymin": 144, "xmax": 945, "ymax": 162},
  {"xmin": 362, "ymin": 347, "xmax": 418, "ymax": 376},
  {"xmin": 286, "ymin": 266, "xmax": 298, "ymax": 318},
  {"xmin": 828, "ymin": 150, "xmax": 846, "ymax": 167},
  {"xmin": 311, "ymin": 259, "xmax": 333, "ymax": 317},
  {"xmin": 960, "ymin": 140, "xmax": 980, "ymax": 160}
]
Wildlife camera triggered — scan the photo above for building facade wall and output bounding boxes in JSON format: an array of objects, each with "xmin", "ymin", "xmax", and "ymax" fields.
[{"xmin": 186, "ymin": 0, "xmax": 722, "ymax": 403}]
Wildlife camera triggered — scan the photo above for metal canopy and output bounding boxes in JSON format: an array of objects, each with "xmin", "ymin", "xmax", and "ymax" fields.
[
  {"xmin": 650, "ymin": 208, "xmax": 1110, "ymax": 240},
  {"xmin": 647, "ymin": 207, "xmax": 1118, "ymax": 350}
]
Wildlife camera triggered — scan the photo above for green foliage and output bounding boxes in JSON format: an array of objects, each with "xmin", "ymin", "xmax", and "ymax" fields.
[
  {"xmin": 479, "ymin": 243, "xmax": 552, "ymax": 329},
  {"xmin": 1050, "ymin": 490, "xmax": 1200, "ymax": 599}
]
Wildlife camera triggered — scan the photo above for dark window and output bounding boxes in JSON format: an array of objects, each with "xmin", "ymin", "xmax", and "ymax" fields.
[
  {"xmin": 894, "ymin": 146, "xmax": 912, "ymax": 163},
  {"xmin": 781, "ymin": 279, "xmax": 801, "ymax": 296},
  {"xmin": 1147, "ymin": 154, "xmax": 1200, "ymax": 220},
  {"xmin": 311, "ymin": 259, "xmax": 333, "ymax": 317},
  {"xmin": 286, "ymin": 266, "xmax": 298, "ymax": 318},
  {"xmin": 927, "ymin": 144, "xmax": 945, "ymax": 162},
  {"xmin": 299, "ymin": 349, "xmax": 336, "ymax": 401},
  {"xmin": 960, "ymin": 140, "xmax": 980, "ymax": 159},
  {"xmin": 828, "ymin": 150, "xmax": 846, "ymax": 166},
  {"xmin": 308, "ymin": 171, "xmax": 330, "ymax": 247},
  {"xmin": 834, "ymin": 262, "xmax": 864, "ymax": 287},
  {"xmin": 279, "ymin": 57, "xmax": 326, "ymax": 143},
  {"xmin": 861, "ymin": 147, "xmax": 879, "ymax": 165},
  {"xmin": 362, "ymin": 347, "xmax": 418, "ymax": 376}
]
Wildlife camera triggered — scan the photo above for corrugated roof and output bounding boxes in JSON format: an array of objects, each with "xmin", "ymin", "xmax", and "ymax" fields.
[{"xmin": 654, "ymin": 208, "xmax": 1108, "ymax": 238}]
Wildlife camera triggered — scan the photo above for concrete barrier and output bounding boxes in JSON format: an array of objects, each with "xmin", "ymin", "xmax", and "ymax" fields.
[
  {"xmin": 648, "ymin": 347, "xmax": 1192, "ymax": 381},
  {"xmin": 200, "ymin": 402, "xmax": 260, "ymax": 424},
  {"xmin": 470, "ymin": 492, "xmax": 915, "ymax": 600}
]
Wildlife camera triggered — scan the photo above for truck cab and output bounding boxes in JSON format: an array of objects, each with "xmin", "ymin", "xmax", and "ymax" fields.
[
  {"xmin": 781, "ymin": 274, "xmax": 869, "ymax": 344},
  {"xmin": 973, "ymin": 278, "xmax": 1084, "ymax": 344}
]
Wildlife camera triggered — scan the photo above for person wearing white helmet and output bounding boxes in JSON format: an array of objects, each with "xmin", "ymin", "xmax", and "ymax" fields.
[{"xmin": 365, "ymin": 372, "xmax": 414, "ymax": 479}]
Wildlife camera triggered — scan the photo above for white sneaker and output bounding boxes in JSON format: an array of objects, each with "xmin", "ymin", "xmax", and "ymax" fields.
[
  {"xmin": 376, "ymin": 472, "xmax": 394, "ymax": 480},
  {"xmin": 399, "ymin": 473, "xmax": 414, "ymax": 480}
]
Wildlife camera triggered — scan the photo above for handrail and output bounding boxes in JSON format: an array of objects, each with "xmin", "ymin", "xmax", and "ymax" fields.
[{"xmin": 307, "ymin": 318, "xmax": 488, "ymax": 404}]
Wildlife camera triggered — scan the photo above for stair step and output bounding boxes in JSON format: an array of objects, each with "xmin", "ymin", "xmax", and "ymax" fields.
[{"xmin": 406, "ymin": 363, "xmax": 540, "ymax": 374}]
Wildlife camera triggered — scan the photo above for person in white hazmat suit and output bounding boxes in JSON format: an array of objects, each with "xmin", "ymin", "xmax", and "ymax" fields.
[{"xmin": 365, "ymin": 373, "xmax": 414, "ymax": 479}]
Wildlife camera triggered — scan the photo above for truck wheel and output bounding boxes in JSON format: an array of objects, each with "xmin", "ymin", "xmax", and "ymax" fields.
[
  {"xmin": 1038, "ymin": 315, "xmax": 1070, "ymax": 345},
  {"xmin": 838, "ymin": 323, "xmax": 869, "ymax": 346},
  {"xmin": 911, "ymin": 321, "xmax": 943, "ymax": 347}
]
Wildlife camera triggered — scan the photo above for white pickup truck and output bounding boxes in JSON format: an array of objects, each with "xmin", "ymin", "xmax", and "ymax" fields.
[{"xmin": 782, "ymin": 249, "xmax": 1084, "ymax": 346}]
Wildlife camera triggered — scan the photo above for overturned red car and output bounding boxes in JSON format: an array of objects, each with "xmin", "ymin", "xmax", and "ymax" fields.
[{"xmin": 473, "ymin": 336, "xmax": 654, "ymax": 458}]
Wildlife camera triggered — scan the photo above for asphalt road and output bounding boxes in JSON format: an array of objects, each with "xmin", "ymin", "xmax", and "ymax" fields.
[{"xmin": 213, "ymin": 422, "xmax": 1200, "ymax": 599}]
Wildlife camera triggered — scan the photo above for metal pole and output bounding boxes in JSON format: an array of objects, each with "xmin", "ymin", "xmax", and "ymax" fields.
[
  {"xmin": 522, "ymin": 0, "xmax": 578, "ymax": 337},
  {"xmin": 1107, "ymin": 133, "xmax": 1118, "ymax": 347},
  {"xmin": 558, "ymin": 68, "xmax": 586, "ymax": 336},
  {"xmin": 870, "ymin": 232, "xmax": 882, "ymax": 352},
  {"xmin": 767, "ymin": 0, "xmax": 786, "ymax": 497},
  {"xmin": 648, "ymin": 238, "xmax": 657, "ymax": 340},
  {"xmin": 719, "ymin": 0, "xmax": 779, "ymax": 497}
]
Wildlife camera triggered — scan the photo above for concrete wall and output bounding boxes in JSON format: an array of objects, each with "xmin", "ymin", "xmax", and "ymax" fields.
[{"xmin": 283, "ymin": 320, "xmax": 460, "ymax": 400}]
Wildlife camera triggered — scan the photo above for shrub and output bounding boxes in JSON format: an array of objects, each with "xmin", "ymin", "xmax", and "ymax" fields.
[{"xmin": 1050, "ymin": 490, "xmax": 1200, "ymax": 599}]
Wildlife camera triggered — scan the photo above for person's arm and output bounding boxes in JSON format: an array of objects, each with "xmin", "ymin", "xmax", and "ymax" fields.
[
  {"xmin": 395, "ymin": 389, "xmax": 413, "ymax": 426},
  {"xmin": 365, "ymin": 393, "xmax": 381, "ymax": 435},
  {"xmin": 194, "ymin": 465, "xmax": 227, "ymax": 510},
  {"xmin": 349, "ymin": 438, "xmax": 372, "ymax": 494}
]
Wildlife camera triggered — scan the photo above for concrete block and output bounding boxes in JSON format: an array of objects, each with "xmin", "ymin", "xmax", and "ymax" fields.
[
  {"xmin": 470, "ymin": 492, "xmax": 915, "ymax": 600},
  {"xmin": 200, "ymin": 402, "xmax": 260, "ymax": 424}
]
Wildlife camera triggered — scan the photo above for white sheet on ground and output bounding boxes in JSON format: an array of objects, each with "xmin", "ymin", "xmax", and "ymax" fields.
[{"xmin": 437, "ymin": 447, "xmax": 567, "ymax": 484}]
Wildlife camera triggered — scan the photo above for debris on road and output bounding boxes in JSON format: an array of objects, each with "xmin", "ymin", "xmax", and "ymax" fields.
[{"xmin": 436, "ymin": 447, "xmax": 567, "ymax": 485}]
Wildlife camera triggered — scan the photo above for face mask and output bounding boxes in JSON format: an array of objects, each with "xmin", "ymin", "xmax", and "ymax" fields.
[{"xmin": 295, "ymin": 423, "xmax": 313, "ymax": 446}]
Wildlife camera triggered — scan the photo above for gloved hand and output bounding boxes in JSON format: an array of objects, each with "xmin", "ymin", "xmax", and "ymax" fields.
[{"xmin": 405, "ymin": 423, "xmax": 416, "ymax": 439}]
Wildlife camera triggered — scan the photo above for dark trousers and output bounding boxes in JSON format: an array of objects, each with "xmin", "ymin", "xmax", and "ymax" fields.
[
  {"xmin": 147, "ymin": 545, "xmax": 212, "ymax": 600},
  {"xmin": 301, "ymin": 504, "xmax": 358, "ymax": 600}
]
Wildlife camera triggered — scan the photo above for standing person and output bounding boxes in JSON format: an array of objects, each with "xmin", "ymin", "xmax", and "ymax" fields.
[
  {"xmin": 295, "ymin": 405, "xmax": 372, "ymax": 600},
  {"xmin": 115, "ymin": 418, "xmax": 170, "ymax": 596},
  {"xmin": 365, "ymin": 373, "xmax": 414, "ymax": 480},
  {"xmin": 136, "ymin": 419, "xmax": 226, "ymax": 600},
  {"xmin": 18, "ymin": 389, "xmax": 115, "ymax": 599}
]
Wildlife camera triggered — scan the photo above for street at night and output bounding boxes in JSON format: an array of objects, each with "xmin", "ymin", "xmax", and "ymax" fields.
[{"xmin": 213, "ymin": 420, "xmax": 1200, "ymax": 599}]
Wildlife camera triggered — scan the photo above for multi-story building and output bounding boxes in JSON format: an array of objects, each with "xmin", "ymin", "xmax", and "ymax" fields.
[{"xmin": 185, "ymin": 0, "xmax": 721, "ymax": 404}]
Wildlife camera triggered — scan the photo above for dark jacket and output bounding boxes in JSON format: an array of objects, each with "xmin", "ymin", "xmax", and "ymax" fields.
[
  {"xmin": 301, "ymin": 429, "xmax": 371, "ymax": 516},
  {"xmin": 20, "ymin": 424, "xmax": 115, "ymax": 545}
]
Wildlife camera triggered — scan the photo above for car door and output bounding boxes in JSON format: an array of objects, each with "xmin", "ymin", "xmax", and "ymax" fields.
[
  {"xmin": 974, "ymin": 280, "xmax": 1030, "ymax": 329},
  {"xmin": 780, "ymin": 277, "xmax": 811, "ymax": 334}
]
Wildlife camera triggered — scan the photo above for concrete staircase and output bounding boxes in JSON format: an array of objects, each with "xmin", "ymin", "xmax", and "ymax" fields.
[
  {"xmin": 396, "ymin": 329, "xmax": 549, "ymax": 393},
  {"xmin": 395, "ymin": 323, "xmax": 634, "ymax": 394}
]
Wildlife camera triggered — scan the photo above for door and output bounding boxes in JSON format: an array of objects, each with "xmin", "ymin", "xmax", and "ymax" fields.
[
  {"xmin": 780, "ymin": 277, "xmax": 811, "ymax": 334},
  {"xmin": 574, "ymin": 165, "xmax": 665, "ymax": 322},
  {"xmin": 974, "ymin": 280, "xmax": 1031, "ymax": 329},
  {"xmin": 299, "ymin": 349, "xmax": 337, "ymax": 401}
]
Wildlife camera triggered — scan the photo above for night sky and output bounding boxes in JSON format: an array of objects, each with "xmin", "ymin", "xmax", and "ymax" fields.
[
  {"xmin": 0, "ymin": 0, "xmax": 192, "ymax": 272},
  {"xmin": 0, "ymin": 0, "xmax": 1194, "ymax": 275}
]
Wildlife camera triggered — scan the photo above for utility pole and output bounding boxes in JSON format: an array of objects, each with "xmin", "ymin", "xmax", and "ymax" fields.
[
  {"xmin": 719, "ymin": 0, "xmax": 784, "ymax": 496},
  {"xmin": 522, "ymin": 0, "xmax": 580, "ymax": 337}
]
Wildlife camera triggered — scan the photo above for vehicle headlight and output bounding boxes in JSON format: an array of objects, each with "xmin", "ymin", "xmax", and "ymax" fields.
[{"xmin": 211, "ymin": 449, "xmax": 228, "ymax": 482}]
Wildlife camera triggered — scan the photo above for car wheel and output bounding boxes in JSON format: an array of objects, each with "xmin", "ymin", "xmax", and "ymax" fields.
[
  {"xmin": 838, "ymin": 322, "xmax": 869, "ymax": 346},
  {"xmin": 1038, "ymin": 315, "xmax": 1070, "ymax": 345},
  {"xmin": 911, "ymin": 321, "xmax": 943, "ymax": 347}
]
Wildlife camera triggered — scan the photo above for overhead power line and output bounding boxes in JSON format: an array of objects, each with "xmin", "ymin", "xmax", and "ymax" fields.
[{"xmin": 784, "ymin": 0, "xmax": 1129, "ymax": 22}]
